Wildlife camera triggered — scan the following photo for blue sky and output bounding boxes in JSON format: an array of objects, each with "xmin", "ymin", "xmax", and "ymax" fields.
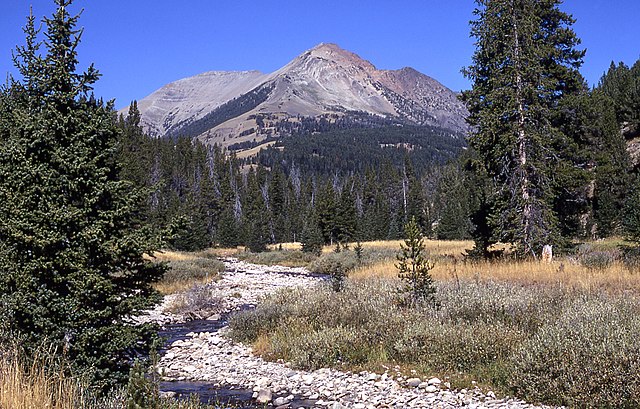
[{"xmin": 1, "ymin": 1, "xmax": 638, "ymax": 109}]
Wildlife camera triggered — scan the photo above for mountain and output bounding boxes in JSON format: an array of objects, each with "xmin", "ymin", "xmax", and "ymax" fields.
[{"xmin": 123, "ymin": 43, "xmax": 469, "ymax": 149}]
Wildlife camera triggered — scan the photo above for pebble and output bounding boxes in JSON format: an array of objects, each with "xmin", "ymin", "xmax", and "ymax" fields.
[{"xmin": 145, "ymin": 258, "xmax": 559, "ymax": 409}]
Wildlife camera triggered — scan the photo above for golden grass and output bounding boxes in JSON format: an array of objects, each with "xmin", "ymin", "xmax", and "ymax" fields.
[
  {"xmin": 150, "ymin": 248, "xmax": 231, "ymax": 295},
  {"xmin": 154, "ymin": 276, "xmax": 218, "ymax": 295},
  {"xmin": 150, "ymin": 247, "xmax": 239, "ymax": 262},
  {"xmin": 347, "ymin": 238, "xmax": 640, "ymax": 293},
  {"xmin": 268, "ymin": 240, "xmax": 474, "ymax": 256},
  {"xmin": 351, "ymin": 252, "xmax": 640, "ymax": 294},
  {"xmin": 267, "ymin": 242, "xmax": 302, "ymax": 251},
  {"xmin": 234, "ymin": 141, "xmax": 277, "ymax": 159},
  {"xmin": 360, "ymin": 239, "xmax": 474, "ymax": 256},
  {"xmin": 0, "ymin": 348, "xmax": 86, "ymax": 409}
]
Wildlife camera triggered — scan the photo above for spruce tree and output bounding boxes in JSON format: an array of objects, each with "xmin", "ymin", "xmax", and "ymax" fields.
[
  {"xmin": 396, "ymin": 217, "xmax": 436, "ymax": 306},
  {"xmin": 0, "ymin": 1, "xmax": 165, "ymax": 391},
  {"xmin": 300, "ymin": 209, "xmax": 324, "ymax": 256},
  {"xmin": 462, "ymin": 0, "xmax": 585, "ymax": 258}
]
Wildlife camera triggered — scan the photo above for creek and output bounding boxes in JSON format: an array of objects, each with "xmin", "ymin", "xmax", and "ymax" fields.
[{"xmin": 157, "ymin": 310, "xmax": 318, "ymax": 408}]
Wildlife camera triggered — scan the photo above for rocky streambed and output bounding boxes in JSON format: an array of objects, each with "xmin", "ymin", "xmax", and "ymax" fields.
[{"xmin": 150, "ymin": 258, "xmax": 557, "ymax": 409}]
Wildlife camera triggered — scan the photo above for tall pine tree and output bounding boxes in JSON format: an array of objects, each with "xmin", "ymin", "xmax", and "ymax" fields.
[
  {"xmin": 0, "ymin": 1, "xmax": 165, "ymax": 391},
  {"xmin": 462, "ymin": 0, "xmax": 585, "ymax": 257}
]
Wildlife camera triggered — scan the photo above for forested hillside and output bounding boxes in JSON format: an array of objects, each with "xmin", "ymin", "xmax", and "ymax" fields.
[{"xmin": 254, "ymin": 124, "xmax": 465, "ymax": 176}]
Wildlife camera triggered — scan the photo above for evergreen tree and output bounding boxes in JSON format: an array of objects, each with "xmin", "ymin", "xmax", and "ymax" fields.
[
  {"xmin": 316, "ymin": 181, "xmax": 338, "ymax": 244},
  {"xmin": 403, "ymin": 156, "xmax": 425, "ymax": 229},
  {"xmin": 0, "ymin": 1, "xmax": 165, "ymax": 391},
  {"xmin": 242, "ymin": 167, "xmax": 269, "ymax": 252},
  {"xmin": 396, "ymin": 217, "xmax": 436, "ymax": 306},
  {"xmin": 433, "ymin": 161, "xmax": 474, "ymax": 240},
  {"xmin": 624, "ymin": 176, "xmax": 640, "ymax": 243},
  {"xmin": 462, "ymin": 0, "xmax": 585, "ymax": 258},
  {"xmin": 336, "ymin": 183, "xmax": 357, "ymax": 244},
  {"xmin": 300, "ymin": 209, "xmax": 324, "ymax": 255}
]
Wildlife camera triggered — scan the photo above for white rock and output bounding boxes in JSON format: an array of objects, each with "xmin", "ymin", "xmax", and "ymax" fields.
[
  {"xmin": 427, "ymin": 377, "xmax": 442, "ymax": 386},
  {"xmin": 406, "ymin": 377, "xmax": 421, "ymax": 387},
  {"xmin": 424, "ymin": 385, "xmax": 438, "ymax": 393},
  {"xmin": 273, "ymin": 396, "xmax": 290, "ymax": 406},
  {"xmin": 256, "ymin": 388, "xmax": 272, "ymax": 404}
]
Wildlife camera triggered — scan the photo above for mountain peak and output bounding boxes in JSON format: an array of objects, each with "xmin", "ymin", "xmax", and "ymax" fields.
[
  {"xmin": 126, "ymin": 44, "xmax": 469, "ymax": 143},
  {"xmin": 310, "ymin": 42, "xmax": 342, "ymax": 52},
  {"xmin": 304, "ymin": 42, "xmax": 377, "ymax": 71}
]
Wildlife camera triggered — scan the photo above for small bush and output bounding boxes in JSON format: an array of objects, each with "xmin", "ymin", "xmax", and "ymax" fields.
[
  {"xmin": 308, "ymin": 251, "xmax": 359, "ymax": 274},
  {"xmin": 166, "ymin": 285, "xmax": 223, "ymax": 317},
  {"xmin": 434, "ymin": 282, "xmax": 567, "ymax": 334},
  {"xmin": 575, "ymin": 244, "xmax": 619, "ymax": 271},
  {"xmin": 162, "ymin": 258, "xmax": 224, "ymax": 284},
  {"xmin": 236, "ymin": 250, "xmax": 317, "ymax": 267},
  {"xmin": 393, "ymin": 320, "xmax": 525, "ymax": 373},
  {"xmin": 621, "ymin": 246, "xmax": 640, "ymax": 273}
]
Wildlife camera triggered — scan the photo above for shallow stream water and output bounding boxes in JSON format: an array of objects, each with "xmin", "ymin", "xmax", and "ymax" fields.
[{"xmin": 158, "ymin": 314, "xmax": 318, "ymax": 408}]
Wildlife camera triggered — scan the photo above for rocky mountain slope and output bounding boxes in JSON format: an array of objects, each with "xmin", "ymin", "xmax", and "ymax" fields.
[{"xmin": 124, "ymin": 43, "xmax": 469, "ymax": 148}]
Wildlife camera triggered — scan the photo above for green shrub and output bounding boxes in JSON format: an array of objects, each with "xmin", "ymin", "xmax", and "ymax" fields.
[
  {"xmin": 506, "ymin": 296, "xmax": 640, "ymax": 407},
  {"xmin": 229, "ymin": 278, "xmax": 640, "ymax": 406},
  {"xmin": 393, "ymin": 320, "xmax": 525, "ymax": 372},
  {"xmin": 235, "ymin": 250, "xmax": 317, "ymax": 267},
  {"xmin": 308, "ymin": 251, "xmax": 359, "ymax": 274},
  {"xmin": 621, "ymin": 246, "xmax": 640, "ymax": 273},
  {"xmin": 435, "ymin": 282, "xmax": 567, "ymax": 333},
  {"xmin": 162, "ymin": 259, "xmax": 224, "ymax": 284},
  {"xmin": 230, "ymin": 279, "xmax": 544, "ymax": 375}
]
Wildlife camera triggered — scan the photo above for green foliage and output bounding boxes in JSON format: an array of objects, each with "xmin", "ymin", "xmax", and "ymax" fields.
[
  {"xmin": 431, "ymin": 160, "xmax": 475, "ymax": 240},
  {"xmin": 462, "ymin": 0, "xmax": 586, "ymax": 258},
  {"xmin": 506, "ymin": 297, "xmax": 640, "ymax": 407},
  {"xmin": 598, "ymin": 59, "xmax": 640, "ymax": 135},
  {"xmin": 396, "ymin": 217, "xmax": 436, "ymax": 306},
  {"xmin": 257, "ymin": 122, "xmax": 466, "ymax": 177},
  {"xmin": 354, "ymin": 241, "xmax": 364, "ymax": 264},
  {"xmin": 0, "ymin": 1, "xmax": 165, "ymax": 391},
  {"xmin": 300, "ymin": 212, "xmax": 324, "ymax": 256},
  {"xmin": 624, "ymin": 176, "xmax": 640, "ymax": 243},
  {"xmin": 126, "ymin": 359, "xmax": 161, "ymax": 409}
]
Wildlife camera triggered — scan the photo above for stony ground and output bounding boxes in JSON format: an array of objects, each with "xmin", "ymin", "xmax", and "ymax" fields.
[{"xmin": 150, "ymin": 258, "xmax": 558, "ymax": 409}]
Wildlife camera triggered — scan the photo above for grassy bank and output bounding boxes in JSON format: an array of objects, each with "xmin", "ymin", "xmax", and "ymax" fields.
[
  {"xmin": 229, "ymin": 239, "xmax": 640, "ymax": 407},
  {"xmin": 0, "ymin": 345, "xmax": 216, "ymax": 409},
  {"xmin": 152, "ymin": 250, "xmax": 226, "ymax": 295}
]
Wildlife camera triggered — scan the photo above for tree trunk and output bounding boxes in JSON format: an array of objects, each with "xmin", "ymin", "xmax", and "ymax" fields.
[{"xmin": 512, "ymin": 5, "xmax": 535, "ymax": 257}]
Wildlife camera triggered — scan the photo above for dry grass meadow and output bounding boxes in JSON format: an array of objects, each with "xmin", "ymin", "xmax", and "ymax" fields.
[
  {"xmin": 150, "ymin": 249, "xmax": 227, "ymax": 294},
  {"xmin": 259, "ymin": 238, "xmax": 640, "ymax": 294},
  {"xmin": 348, "ymin": 239, "xmax": 640, "ymax": 294}
]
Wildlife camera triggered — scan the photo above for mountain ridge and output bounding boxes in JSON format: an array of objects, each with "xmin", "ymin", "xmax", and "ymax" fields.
[{"xmin": 123, "ymin": 43, "xmax": 469, "ymax": 148}]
